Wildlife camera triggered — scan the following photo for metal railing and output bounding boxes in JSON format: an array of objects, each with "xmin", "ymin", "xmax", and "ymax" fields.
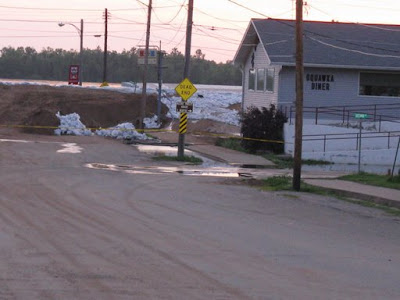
[
  {"xmin": 283, "ymin": 102, "xmax": 400, "ymax": 130},
  {"xmin": 302, "ymin": 131, "xmax": 400, "ymax": 153}
]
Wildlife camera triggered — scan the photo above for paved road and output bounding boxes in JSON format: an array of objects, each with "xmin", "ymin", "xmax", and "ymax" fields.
[{"xmin": 1, "ymin": 132, "xmax": 400, "ymax": 299}]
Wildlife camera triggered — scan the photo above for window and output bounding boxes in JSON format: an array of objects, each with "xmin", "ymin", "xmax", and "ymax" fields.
[
  {"xmin": 256, "ymin": 68, "xmax": 265, "ymax": 91},
  {"xmin": 359, "ymin": 72, "xmax": 400, "ymax": 97},
  {"xmin": 248, "ymin": 69, "xmax": 255, "ymax": 90},
  {"xmin": 266, "ymin": 68, "xmax": 274, "ymax": 92},
  {"xmin": 248, "ymin": 67, "xmax": 274, "ymax": 92}
]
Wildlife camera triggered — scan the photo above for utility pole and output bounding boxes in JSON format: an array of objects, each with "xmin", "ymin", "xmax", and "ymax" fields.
[
  {"xmin": 58, "ymin": 19, "xmax": 84, "ymax": 86},
  {"xmin": 177, "ymin": 0, "xmax": 194, "ymax": 159},
  {"xmin": 293, "ymin": 0, "xmax": 304, "ymax": 191},
  {"xmin": 102, "ymin": 8, "xmax": 109, "ymax": 85},
  {"xmin": 140, "ymin": 0, "xmax": 152, "ymax": 129},
  {"xmin": 157, "ymin": 41, "xmax": 164, "ymax": 124},
  {"xmin": 79, "ymin": 19, "xmax": 83, "ymax": 86}
]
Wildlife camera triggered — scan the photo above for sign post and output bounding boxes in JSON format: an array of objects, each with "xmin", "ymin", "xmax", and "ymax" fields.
[
  {"xmin": 175, "ymin": 78, "xmax": 197, "ymax": 158},
  {"xmin": 176, "ymin": 102, "xmax": 194, "ymax": 113},
  {"xmin": 354, "ymin": 113, "xmax": 369, "ymax": 120},
  {"xmin": 354, "ymin": 113, "xmax": 369, "ymax": 173},
  {"xmin": 68, "ymin": 65, "xmax": 80, "ymax": 85}
]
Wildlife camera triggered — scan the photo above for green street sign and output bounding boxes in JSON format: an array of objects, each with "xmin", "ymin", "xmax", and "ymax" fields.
[{"xmin": 354, "ymin": 113, "xmax": 369, "ymax": 119}]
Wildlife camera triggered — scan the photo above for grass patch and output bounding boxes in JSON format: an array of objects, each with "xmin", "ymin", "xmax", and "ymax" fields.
[
  {"xmin": 261, "ymin": 176, "xmax": 293, "ymax": 191},
  {"xmin": 339, "ymin": 172, "xmax": 400, "ymax": 190},
  {"xmin": 262, "ymin": 154, "xmax": 292, "ymax": 169},
  {"xmin": 262, "ymin": 153, "xmax": 332, "ymax": 169},
  {"xmin": 215, "ymin": 137, "xmax": 247, "ymax": 152},
  {"xmin": 344, "ymin": 198, "xmax": 400, "ymax": 216},
  {"xmin": 153, "ymin": 155, "xmax": 203, "ymax": 164},
  {"xmin": 215, "ymin": 138, "xmax": 331, "ymax": 169},
  {"xmin": 256, "ymin": 176, "xmax": 400, "ymax": 216},
  {"xmin": 260, "ymin": 176, "xmax": 341, "ymax": 197}
]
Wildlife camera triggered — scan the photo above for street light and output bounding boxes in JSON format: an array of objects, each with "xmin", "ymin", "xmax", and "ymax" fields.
[{"xmin": 58, "ymin": 19, "xmax": 84, "ymax": 86}]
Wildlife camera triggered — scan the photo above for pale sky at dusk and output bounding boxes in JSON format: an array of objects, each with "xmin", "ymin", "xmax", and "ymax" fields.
[{"xmin": 0, "ymin": 0, "xmax": 399, "ymax": 63}]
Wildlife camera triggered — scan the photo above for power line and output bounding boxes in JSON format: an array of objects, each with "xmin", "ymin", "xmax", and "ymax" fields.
[
  {"xmin": 0, "ymin": 18, "xmax": 103, "ymax": 24},
  {"xmin": 152, "ymin": 0, "xmax": 186, "ymax": 24},
  {"xmin": 0, "ymin": 35, "xmax": 78, "ymax": 38},
  {"xmin": 193, "ymin": 26, "xmax": 241, "ymax": 44},
  {"xmin": 308, "ymin": 3, "xmax": 400, "ymax": 32},
  {"xmin": 0, "ymin": 4, "xmax": 148, "ymax": 12},
  {"xmin": 307, "ymin": 36, "xmax": 400, "ymax": 59},
  {"xmin": 311, "ymin": 0, "xmax": 400, "ymax": 12},
  {"xmin": 193, "ymin": 6, "xmax": 247, "ymax": 29},
  {"xmin": 194, "ymin": 23, "xmax": 243, "ymax": 33},
  {"xmin": 108, "ymin": 35, "xmax": 142, "ymax": 41},
  {"xmin": 226, "ymin": 0, "xmax": 269, "ymax": 18},
  {"xmin": 0, "ymin": 5, "xmax": 102, "ymax": 11}
]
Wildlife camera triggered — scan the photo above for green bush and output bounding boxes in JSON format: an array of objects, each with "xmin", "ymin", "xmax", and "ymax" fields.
[{"xmin": 240, "ymin": 104, "xmax": 287, "ymax": 154}]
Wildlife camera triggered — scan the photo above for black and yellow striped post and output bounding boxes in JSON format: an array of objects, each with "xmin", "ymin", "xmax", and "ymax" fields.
[
  {"xmin": 179, "ymin": 112, "xmax": 188, "ymax": 134},
  {"xmin": 177, "ymin": 111, "xmax": 187, "ymax": 158}
]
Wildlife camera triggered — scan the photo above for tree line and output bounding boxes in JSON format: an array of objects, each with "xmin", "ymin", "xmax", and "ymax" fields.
[{"xmin": 0, "ymin": 46, "xmax": 242, "ymax": 86}]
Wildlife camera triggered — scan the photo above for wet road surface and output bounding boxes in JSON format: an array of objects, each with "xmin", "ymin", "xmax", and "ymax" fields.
[{"xmin": 1, "ymin": 133, "xmax": 400, "ymax": 299}]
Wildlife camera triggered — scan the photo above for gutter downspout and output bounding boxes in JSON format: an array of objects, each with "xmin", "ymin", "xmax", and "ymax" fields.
[{"xmin": 240, "ymin": 64, "xmax": 245, "ymax": 115}]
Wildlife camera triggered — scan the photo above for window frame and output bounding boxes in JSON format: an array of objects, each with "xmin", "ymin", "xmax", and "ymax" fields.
[
  {"xmin": 266, "ymin": 68, "xmax": 274, "ymax": 92},
  {"xmin": 256, "ymin": 68, "xmax": 265, "ymax": 91},
  {"xmin": 359, "ymin": 72, "xmax": 400, "ymax": 97},
  {"xmin": 248, "ymin": 68, "xmax": 256, "ymax": 91},
  {"xmin": 248, "ymin": 67, "xmax": 275, "ymax": 93}
]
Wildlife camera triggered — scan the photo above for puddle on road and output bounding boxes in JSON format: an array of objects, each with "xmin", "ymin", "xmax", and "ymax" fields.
[
  {"xmin": 0, "ymin": 138, "xmax": 31, "ymax": 143},
  {"xmin": 134, "ymin": 144, "xmax": 230, "ymax": 168},
  {"xmin": 86, "ymin": 163, "xmax": 249, "ymax": 178}
]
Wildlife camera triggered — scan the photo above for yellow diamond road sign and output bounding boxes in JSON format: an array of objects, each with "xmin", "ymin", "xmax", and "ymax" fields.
[{"xmin": 175, "ymin": 78, "xmax": 197, "ymax": 101}]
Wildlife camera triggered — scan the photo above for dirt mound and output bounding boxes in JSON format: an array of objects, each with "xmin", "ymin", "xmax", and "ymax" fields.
[
  {"xmin": 0, "ymin": 84, "xmax": 168, "ymax": 134},
  {"xmin": 0, "ymin": 83, "xmax": 241, "ymax": 140}
]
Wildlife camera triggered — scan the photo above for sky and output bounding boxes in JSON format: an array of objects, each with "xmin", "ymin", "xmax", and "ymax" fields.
[{"xmin": 1, "ymin": 0, "xmax": 400, "ymax": 63}]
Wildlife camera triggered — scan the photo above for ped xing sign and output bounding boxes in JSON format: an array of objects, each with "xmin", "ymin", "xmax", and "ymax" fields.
[
  {"xmin": 176, "ymin": 102, "xmax": 193, "ymax": 113},
  {"xmin": 175, "ymin": 78, "xmax": 197, "ymax": 101},
  {"xmin": 354, "ymin": 113, "xmax": 369, "ymax": 119}
]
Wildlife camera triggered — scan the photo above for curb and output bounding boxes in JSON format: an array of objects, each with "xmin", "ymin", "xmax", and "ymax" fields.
[
  {"xmin": 187, "ymin": 146, "xmax": 229, "ymax": 164},
  {"xmin": 305, "ymin": 183, "xmax": 400, "ymax": 209}
]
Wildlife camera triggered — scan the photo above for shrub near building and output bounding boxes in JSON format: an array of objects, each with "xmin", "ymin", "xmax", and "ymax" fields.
[{"xmin": 240, "ymin": 104, "xmax": 287, "ymax": 154}]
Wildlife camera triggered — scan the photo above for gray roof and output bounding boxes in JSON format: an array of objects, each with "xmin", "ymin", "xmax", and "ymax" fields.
[{"xmin": 234, "ymin": 18, "xmax": 400, "ymax": 70}]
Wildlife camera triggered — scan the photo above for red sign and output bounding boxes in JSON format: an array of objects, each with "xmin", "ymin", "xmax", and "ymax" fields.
[
  {"xmin": 139, "ymin": 49, "xmax": 145, "ymax": 57},
  {"xmin": 68, "ymin": 65, "xmax": 80, "ymax": 85}
]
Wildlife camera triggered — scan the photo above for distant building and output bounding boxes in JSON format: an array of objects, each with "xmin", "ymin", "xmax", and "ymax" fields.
[{"xmin": 234, "ymin": 19, "xmax": 400, "ymax": 120}]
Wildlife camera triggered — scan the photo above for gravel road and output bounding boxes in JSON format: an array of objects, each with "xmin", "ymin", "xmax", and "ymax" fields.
[{"xmin": 1, "ymin": 131, "xmax": 400, "ymax": 299}]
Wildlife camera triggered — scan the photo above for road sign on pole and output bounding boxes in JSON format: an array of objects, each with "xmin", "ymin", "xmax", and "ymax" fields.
[
  {"xmin": 138, "ymin": 48, "xmax": 158, "ymax": 65},
  {"xmin": 68, "ymin": 65, "xmax": 80, "ymax": 85},
  {"xmin": 175, "ymin": 78, "xmax": 197, "ymax": 101},
  {"xmin": 176, "ymin": 78, "xmax": 196, "ymax": 158},
  {"xmin": 354, "ymin": 113, "xmax": 369, "ymax": 119},
  {"xmin": 176, "ymin": 102, "xmax": 193, "ymax": 113}
]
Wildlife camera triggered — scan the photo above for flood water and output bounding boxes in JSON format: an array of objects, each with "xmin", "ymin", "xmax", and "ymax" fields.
[{"xmin": 0, "ymin": 78, "xmax": 242, "ymax": 92}]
